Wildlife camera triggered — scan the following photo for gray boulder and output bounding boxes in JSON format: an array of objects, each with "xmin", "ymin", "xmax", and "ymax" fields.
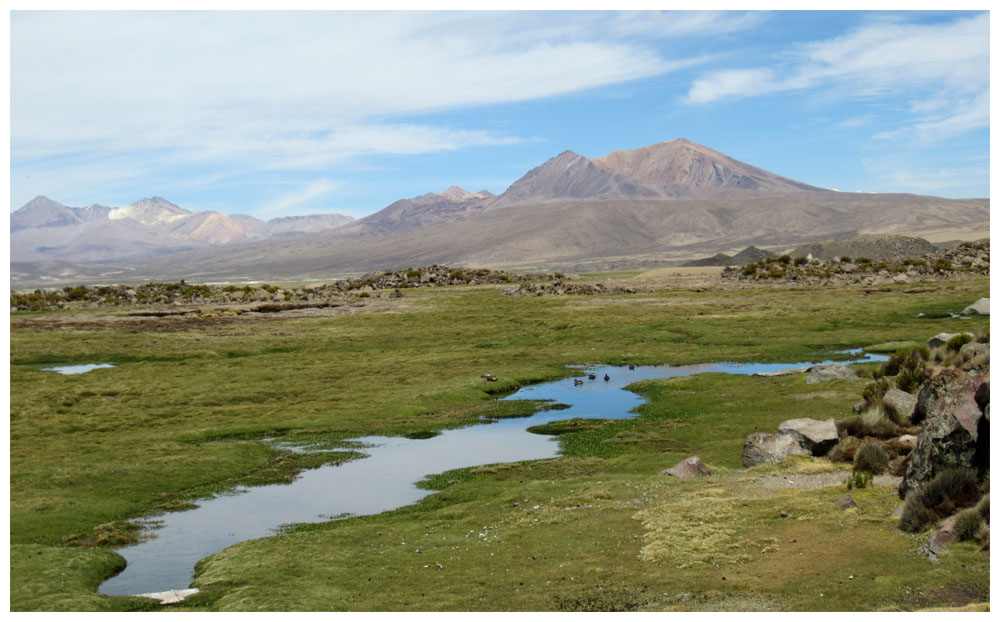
[
  {"xmin": 777, "ymin": 418, "xmax": 839, "ymax": 456},
  {"xmin": 901, "ymin": 368, "xmax": 989, "ymax": 498},
  {"xmin": 742, "ymin": 432, "xmax": 810, "ymax": 467},
  {"xmin": 927, "ymin": 332, "xmax": 958, "ymax": 349},
  {"xmin": 883, "ymin": 388, "xmax": 918, "ymax": 423},
  {"xmin": 961, "ymin": 297, "xmax": 989, "ymax": 316},
  {"xmin": 659, "ymin": 455, "xmax": 711, "ymax": 479},
  {"xmin": 960, "ymin": 341, "xmax": 989, "ymax": 361},
  {"xmin": 806, "ymin": 363, "xmax": 858, "ymax": 384}
]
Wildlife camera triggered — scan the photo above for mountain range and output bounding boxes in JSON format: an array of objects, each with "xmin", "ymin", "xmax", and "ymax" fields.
[
  {"xmin": 10, "ymin": 196, "xmax": 355, "ymax": 263},
  {"xmin": 10, "ymin": 138, "xmax": 990, "ymax": 286}
]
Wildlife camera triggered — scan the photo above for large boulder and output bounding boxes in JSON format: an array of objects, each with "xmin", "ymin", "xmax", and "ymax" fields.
[
  {"xmin": 927, "ymin": 332, "xmax": 958, "ymax": 349},
  {"xmin": 806, "ymin": 363, "xmax": 858, "ymax": 384},
  {"xmin": 742, "ymin": 432, "xmax": 810, "ymax": 467},
  {"xmin": 659, "ymin": 455, "xmax": 711, "ymax": 479},
  {"xmin": 961, "ymin": 298, "xmax": 990, "ymax": 316},
  {"xmin": 883, "ymin": 387, "xmax": 918, "ymax": 423},
  {"xmin": 777, "ymin": 418, "xmax": 839, "ymax": 456},
  {"xmin": 901, "ymin": 368, "xmax": 989, "ymax": 498}
]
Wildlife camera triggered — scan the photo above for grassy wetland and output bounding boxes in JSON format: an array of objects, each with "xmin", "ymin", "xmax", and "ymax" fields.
[{"xmin": 9, "ymin": 272, "xmax": 990, "ymax": 611}]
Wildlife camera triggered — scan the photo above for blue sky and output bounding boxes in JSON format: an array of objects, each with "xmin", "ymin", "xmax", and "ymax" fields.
[{"xmin": 9, "ymin": 9, "xmax": 990, "ymax": 220}]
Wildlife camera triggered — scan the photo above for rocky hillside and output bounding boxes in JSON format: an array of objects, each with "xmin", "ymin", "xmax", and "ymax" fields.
[
  {"xmin": 338, "ymin": 187, "xmax": 495, "ymax": 236},
  {"xmin": 790, "ymin": 234, "xmax": 941, "ymax": 261},
  {"xmin": 741, "ymin": 326, "xmax": 990, "ymax": 559},
  {"xmin": 9, "ymin": 265, "xmax": 560, "ymax": 311},
  {"xmin": 723, "ymin": 241, "xmax": 989, "ymax": 287}
]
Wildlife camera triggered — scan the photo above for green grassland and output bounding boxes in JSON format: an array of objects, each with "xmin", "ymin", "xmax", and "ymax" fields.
[{"xmin": 9, "ymin": 275, "xmax": 990, "ymax": 610}]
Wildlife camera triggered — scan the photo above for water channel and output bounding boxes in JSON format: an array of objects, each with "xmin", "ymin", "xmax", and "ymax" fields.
[{"xmin": 98, "ymin": 351, "xmax": 884, "ymax": 597}]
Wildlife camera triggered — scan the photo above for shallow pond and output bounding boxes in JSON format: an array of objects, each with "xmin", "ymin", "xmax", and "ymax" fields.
[
  {"xmin": 42, "ymin": 363, "xmax": 114, "ymax": 375},
  {"xmin": 99, "ymin": 351, "xmax": 884, "ymax": 597}
]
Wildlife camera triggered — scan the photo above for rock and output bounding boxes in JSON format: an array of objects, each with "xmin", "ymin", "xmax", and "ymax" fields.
[
  {"xmin": 883, "ymin": 388, "xmax": 918, "ymax": 423},
  {"xmin": 901, "ymin": 368, "xmax": 989, "ymax": 498},
  {"xmin": 659, "ymin": 456, "xmax": 710, "ymax": 479},
  {"xmin": 961, "ymin": 297, "xmax": 990, "ymax": 316},
  {"xmin": 927, "ymin": 332, "xmax": 958, "ymax": 349},
  {"xmin": 806, "ymin": 363, "xmax": 858, "ymax": 384},
  {"xmin": 832, "ymin": 494, "xmax": 858, "ymax": 510},
  {"xmin": 753, "ymin": 366, "xmax": 811, "ymax": 377},
  {"xmin": 893, "ymin": 274, "xmax": 909, "ymax": 284},
  {"xmin": 928, "ymin": 515, "xmax": 959, "ymax": 556},
  {"xmin": 896, "ymin": 434, "xmax": 919, "ymax": 450},
  {"xmin": 960, "ymin": 341, "xmax": 989, "ymax": 360},
  {"xmin": 741, "ymin": 432, "xmax": 810, "ymax": 467},
  {"xmin": 777, "ymin": 418, "xmax": 839, "ymax": 456}
]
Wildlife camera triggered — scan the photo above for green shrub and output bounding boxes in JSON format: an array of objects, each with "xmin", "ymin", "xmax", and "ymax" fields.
[
  {"xmin": 946, "ymin": 333, "xmax": 974, "ymax": 352},
  {"xmin": 932, "ymin": 259, "xmax": 953, "ymax": 272},
  {"xmin": 856, "ymin": 257, "xmax": 873, "ymax": 265},
  {"xmin": 846, "ymin": 470, "xmax": 873, "ymax": 490},
  {"xmin": 977, "ymin": 494, "xmax": 989, "ymax": 524},
  {"xmin": 853, "ymin": 441, "xmax": 889, "ymax": 475},
  {"xmin": 953, "ymin": 509, "xmax": 984, "ymax": 542},
  {"xmin": 899, "ymin": 468, "xmax": 981, "ymax": 533},
  {"xmin": 793, "ymin": 256, "xmax": 808, "ymax": 266},
  {"xmin": 862, "ymin": 378, "xmax": 891, "ymax": 402},
  {"xmin": 895, "ymin": 362, "xmax": 926, "ymax": 394},
  {"xmin": 841, "ymin": 256, "xmax": 852, "ymax": 262},
  {"xmin": 777, "ymin": 255, "xmax": 791, "ymax": 265}
]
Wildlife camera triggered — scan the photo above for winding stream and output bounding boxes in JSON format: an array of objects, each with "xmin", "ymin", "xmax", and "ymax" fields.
[{"xmin": 98, "ymin": 351, "xmax": 884, "ymax": 597}]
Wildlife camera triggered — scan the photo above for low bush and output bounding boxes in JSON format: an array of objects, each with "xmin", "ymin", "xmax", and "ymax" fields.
[
  {"xmin": 953, "ymin": 509, "xmax": 984, "ymax": 542},
  {"xmin": 977, "ymin": 494, "xmax": 989, "ymax": 524},
  {"xmin": 861, "ymin": 378, "xmax": 891, "ymax": 402},
  {"xmin": 853, "ymin": 441, "xmax": 889, "ymax": 475},
  {"xmin": 899, "ymin": 468, "xmax": 982, "ymax": 533},
  {"xmin": 829, "ymin": 435, "xmax": 860, "ymax": 463},
  {"xmin": 947, "ymin": 333, "xmax": 974, "ymax": 352},
  {"xmin": 846, "ymin": 470, "xmax": 873, "ymax": 490}
]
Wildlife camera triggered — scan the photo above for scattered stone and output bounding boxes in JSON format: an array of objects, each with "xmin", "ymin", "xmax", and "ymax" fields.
[
  {"xmin": 659, "ymin": 455, "xmax": 711, "ymax": 479},
  {"xmin": 896, "ymin": 434, "xmax": 919, "ymax": 451},
  {"xmin": 741, "ymin": 432, "xmax": 810, "ymax": 467},
  {"xmin": 806, "ymin": 363, "xmax": 858, "ymax": 384},
  {"xmin": 832, "ymin": 494, "xmax": 858, "ymax": 510},
  {"xmin": 777, "ymin": 418, "xmax": 839, "ymax": 456},
  {"xmin": 961, "ymin": 298, "xmax": 990, "ymax": 316},
  {"xmin": 883, "ymin": 388, "xmax": 918, "ymax": 423}
]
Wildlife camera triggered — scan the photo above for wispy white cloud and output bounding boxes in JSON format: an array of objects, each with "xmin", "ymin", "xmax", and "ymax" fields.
[
  {"xmin": 253, "ymin": 180, "xmax": 341, "ymax": 220},
  {"xmin": 12, "ymin": 10, "xmax": 724, "ymax": 212},
  {"xmin": 684, "ymin": 13, "xmax": 988, "ymax": 143}
]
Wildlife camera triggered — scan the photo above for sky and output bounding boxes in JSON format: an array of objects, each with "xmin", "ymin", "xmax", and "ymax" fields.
[{"xmin": 8, "ymin": 8, "xmax": 991, "ymax": 220}]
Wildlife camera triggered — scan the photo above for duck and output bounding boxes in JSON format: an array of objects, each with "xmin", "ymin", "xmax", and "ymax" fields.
[
  {"xmin": 628, "ymin": 363, "xmax": 635, "ymax": 370},
  {"xmin": 588, "ymin": 373, "xmax": 596, "ymax": 380},
  {"xmin": 603, "ymin": 374, "xmax": 610, "ymax": 381},
  {"xmin": 573, "ymin": 379, "xmax": 585, "ymax": 386}
]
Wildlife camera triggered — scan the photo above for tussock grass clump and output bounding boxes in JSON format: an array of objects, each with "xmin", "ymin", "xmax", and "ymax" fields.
[
  {"xmin": 947, "ymin": 333, "xmax": 974, "ymax": 352},
  {"xmin": 953, "ymin": 509, "xmax": 984, "ymax": 542},
  {"xmin": 899, "ymin": 468, "xmax": 982, "ymax": 533},
  {"xmin": 829, "ymin": 435, "xmax": 860, "ymax": 463},
  {"xmin": 976, "ymin": 494, "xmax": 989, "ymax": 524},
  {"xmin": 846, "ymin": 470, "xmax": 873, "ymax": 490},
  {"xmin": 861, "ymin": 378, "xmax": 891, "ymax": 403},
  {"xmin": 853, "ymin": 441, "xmax": 889, "ymax": 475}
]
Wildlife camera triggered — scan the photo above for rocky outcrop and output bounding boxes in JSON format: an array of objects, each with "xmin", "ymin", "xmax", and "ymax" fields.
[
  {"xmin": 659, "ymin": 456, "xmax": 711, "ymax": 479},
  {"xmin": 883, "ymin": 388, "xmax": 918, "ymax": 423},
  {"xmin": 806, "ymin": 363, "xmax": 858, "ymax": 384},
  {"xmin": 901, "ymin": 368, "xmax": 989, "ymax": 498},
  {"xmin": 742, "ymin": 432, "xmax": 810, "ymax": 467},
  {"xmin": 722, "ymin": 241, "xmax": 989, "ymax": 287},
  {"xmin": 777, "ymin": 418, "xmax": 839, "ymax": 456},
  {"xmin": 961, "ymin": 298, "xmax": 990, "ymax": 316},
  {"xmin": 501, "ymin": 281, "xmax": 642, "ymax": 297}
]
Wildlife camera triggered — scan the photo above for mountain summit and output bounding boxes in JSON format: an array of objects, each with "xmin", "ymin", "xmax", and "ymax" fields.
[{"xmin": 488, "ymin": 138, "xmax": 821, "ymax": 209}]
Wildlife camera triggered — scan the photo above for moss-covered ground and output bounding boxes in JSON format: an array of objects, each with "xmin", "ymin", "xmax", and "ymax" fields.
[{"xmin": 9, "ymin": 275, "xmax": 990, "ymax": 610}]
